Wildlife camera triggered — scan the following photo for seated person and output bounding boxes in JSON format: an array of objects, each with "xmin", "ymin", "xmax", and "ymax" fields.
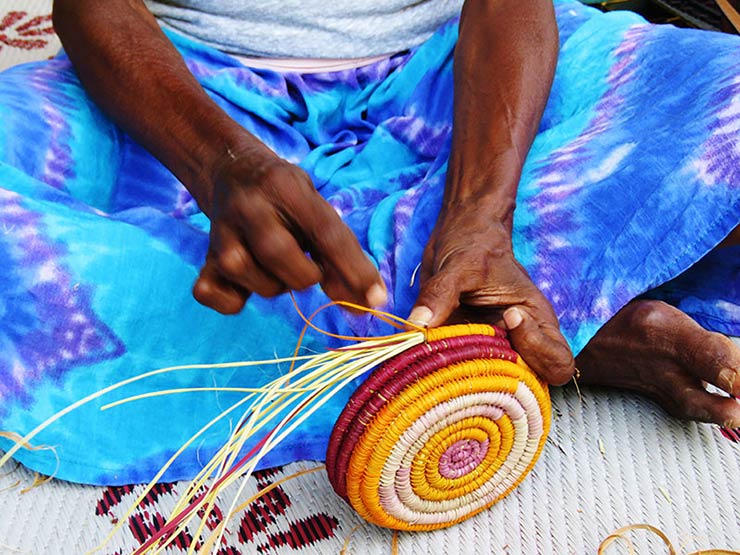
[{"xmin": 0, "ymin": 0, "xmax": 738, "ymax": 484}]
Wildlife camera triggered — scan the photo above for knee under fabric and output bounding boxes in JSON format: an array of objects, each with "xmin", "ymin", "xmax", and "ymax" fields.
[{"xmin": 326, "ymin": 324, "xmax": 551, "ymax": 531}]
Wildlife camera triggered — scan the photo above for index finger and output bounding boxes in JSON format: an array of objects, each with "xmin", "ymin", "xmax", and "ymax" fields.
[{"xmin": 301, "ymin": 194, "xmax": 386, "ymax": 308}]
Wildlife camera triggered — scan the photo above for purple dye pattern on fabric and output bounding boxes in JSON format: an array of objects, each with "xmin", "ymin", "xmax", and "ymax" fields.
[
  {"xmin": 384, "ymin": 180, "xmax": 429, "ymax": 314},
  {"xmin": 696, "ymin": 75, "xmax": 740, "ymax": 187},
  {"xmin": 27, "ymin": 62, "xmax": 77, "ymax": 191},
  {"xmin": 384, "ymin": 115, "xmax": 451, "ymax": 159},
  {"xmin": 394, "ymin": 184, "xmax": 423, "ymax": 233},
  {"xmin": 171, "ymin": 187, "xmax": 199, "ymax": 220},
  {"xmin": 294, "ymin": 53, "xmax": 411, "ymax": 95},
  {"xmin": 0, "ymin": 189, "xmax": 124, "ymax": 413},
  {"xmin": 527, "ymin": 25, "xmax": 648, "ymax": 329},
  {"xmin": 185, "ymin": 56, "xmax": 290, "ymax": 99},
  {"xmin": 393, "ymin": 180, "xmax": 426, "ymax": 252},
  {"xmin": 328, "ymin": 187, "xmax": 387, "ymax": 221},
  {"xmin": 41, "ymin": 107, "xmax": 75, "ymax": 189},
  {"xmin": 377, "ymin": 257, "xmax": 396, "ymax": 316}
]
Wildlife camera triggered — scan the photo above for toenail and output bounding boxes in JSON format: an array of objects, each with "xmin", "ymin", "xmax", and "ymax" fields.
[{"xmin": 719, "ymin": 368, "xmax": 737, "ymax": 393}]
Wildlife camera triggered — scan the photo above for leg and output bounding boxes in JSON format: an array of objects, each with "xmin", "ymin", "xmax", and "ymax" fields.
[
  {"xmin": 576, "ymin": 299, "xmax": 740, "ymax": 427},
  {"xmin": 546, "ymin": 12, "xmax": 740, "ymax": 428}
]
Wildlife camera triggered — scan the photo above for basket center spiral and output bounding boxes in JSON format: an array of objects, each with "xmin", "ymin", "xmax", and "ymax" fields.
[
  {"xmin": 326, "ymin": 323, "xmax": 551, "ymax": 531},
  {"xmin": 438, "ymin": 438, "xmax": 490, "ymax": 479}
]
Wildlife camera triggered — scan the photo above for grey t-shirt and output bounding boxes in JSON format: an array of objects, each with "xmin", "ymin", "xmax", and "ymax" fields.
[{"xmin": 144, "ymin": 0, "xmax": 464, "ymax": 58}]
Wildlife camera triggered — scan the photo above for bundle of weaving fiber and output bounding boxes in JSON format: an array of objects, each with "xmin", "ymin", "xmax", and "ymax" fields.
[{"xmin": 326, "ymin": 323, "xmax": 551, "ymax": 531}]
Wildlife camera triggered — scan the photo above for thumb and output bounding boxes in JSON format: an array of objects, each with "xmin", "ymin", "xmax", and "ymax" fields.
[
  {"xmin": 408, "ymin": 272, "xmax": 461, "ymax": 328},
  {"xmin": 503, "ymin": 305, "xmax": 575, "ymax": 385}
]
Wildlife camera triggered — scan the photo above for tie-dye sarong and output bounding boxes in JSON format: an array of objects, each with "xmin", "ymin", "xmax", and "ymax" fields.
[{"xmin": 1, "ymin": 1, "xmax": 739, "ymax": 485}]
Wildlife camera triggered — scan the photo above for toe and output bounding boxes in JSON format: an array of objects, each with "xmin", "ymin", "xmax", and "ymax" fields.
[
  {"xmin": 680, "ymin": 332, "xmax": 740, "ymax": 397},
  {"xmin": 668, "ymin": 376, "xmax": 740, "ymax": 427}
]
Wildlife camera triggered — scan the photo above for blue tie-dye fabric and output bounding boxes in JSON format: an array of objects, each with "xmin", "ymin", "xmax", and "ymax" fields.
[{"xmin": 1, "ymin": 1, "xmax": 739, "ymax": 485}]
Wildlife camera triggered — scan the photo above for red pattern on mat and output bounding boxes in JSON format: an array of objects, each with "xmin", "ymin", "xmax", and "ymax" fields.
[
  {"xmin": 0, "ymin": 11, "xmax": 55, "ymax": 51},
  {"xmin": 719, "ymin": 396, "xmax": 740, "ymax": 443},
  {"xmin": 95, "ymin": 467, "xmax": 340, "ymax": 554},
  {"xmin": 720, "ymin": 427, "xmax": 740, "ymax": 442}
]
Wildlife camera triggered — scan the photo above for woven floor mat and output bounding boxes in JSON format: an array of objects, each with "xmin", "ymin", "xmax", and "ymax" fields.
[
  {"xmin": 0, "ymin": 3, "xmax": 738, "ymax": 554},
  {"xmin": 2, "ymin": 386, "xmax": 738, "ymax": 555},
  {"xmin": 0, "ymin": 0, "xmax": 59, "ymax": 72}
]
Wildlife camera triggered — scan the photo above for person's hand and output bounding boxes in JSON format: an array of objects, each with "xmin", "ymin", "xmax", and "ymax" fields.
[
  {"xmin": 193, "ymin": 152, "xmax": 387, "ymax": 313},
  {"xmin": 409, "ymin": 207, "xmax": 575, "ymax": 385}
]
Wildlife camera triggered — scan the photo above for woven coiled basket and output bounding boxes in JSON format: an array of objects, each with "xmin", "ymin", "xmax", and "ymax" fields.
[{"xmin": 326, "ymin": 323, "xmax": 551, "ymax": 531}]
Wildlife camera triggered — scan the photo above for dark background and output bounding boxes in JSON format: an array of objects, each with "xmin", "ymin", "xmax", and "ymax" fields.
[{"xmin": 585, "ymin": 0, "xmax": 739, "ymax": 32}]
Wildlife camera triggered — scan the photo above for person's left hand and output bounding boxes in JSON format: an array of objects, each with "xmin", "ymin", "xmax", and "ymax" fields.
[{"xmin": 409, "ymin": 206, "xmax": 575, "ymax": 385}]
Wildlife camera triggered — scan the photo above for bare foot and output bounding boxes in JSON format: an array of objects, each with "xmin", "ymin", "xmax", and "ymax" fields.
[{"xmin": 576, "ymin": 300, "xmax": 740, "ymax": 428}]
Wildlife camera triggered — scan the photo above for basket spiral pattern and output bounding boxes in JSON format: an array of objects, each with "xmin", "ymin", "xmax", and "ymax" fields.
[{"xmin": 326, "ymin": 324, "xmax": 551, "ymax": 531}]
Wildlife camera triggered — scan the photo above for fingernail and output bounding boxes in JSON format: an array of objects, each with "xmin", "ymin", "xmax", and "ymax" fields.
[
  {"xmin": 503, "ymin": 307, "xmax": 523, "ymax": 330},
  {"xmin": 408, "ymin": 306, "xmax": 433, "ymax": 327},
  {"xmin": 366, "ymin": 283, "xmax": 388, "ymax": 308}
]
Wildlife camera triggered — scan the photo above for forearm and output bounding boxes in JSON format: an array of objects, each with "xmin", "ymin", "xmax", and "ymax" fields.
[
  {"xmin": 446, "ymin": 0, "xmax": 558, "ymax": 230},
  {"xmin": 52, "ymin": 0, "xmax": 274, "ymax": 214}
]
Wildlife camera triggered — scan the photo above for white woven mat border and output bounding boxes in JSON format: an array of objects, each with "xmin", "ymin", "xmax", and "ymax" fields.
[{"xmin": 2, "ymin": 386, "xmax": 738, "ymax": 555}]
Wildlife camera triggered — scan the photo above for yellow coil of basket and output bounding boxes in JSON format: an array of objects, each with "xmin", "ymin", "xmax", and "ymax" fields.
[{"xmin": 326, "ymin": 323, "xmax": 551, "ymax": 531}]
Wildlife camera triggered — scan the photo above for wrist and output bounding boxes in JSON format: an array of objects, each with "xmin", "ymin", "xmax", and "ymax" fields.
[
  {"xmin": 444, "ymin": 193, "xmax": 515, "ymax": 229},
  {"xmin": 444, "ymin": 148, "xmax": 522, "ymax": 226},
  {"xmin": 440, "ymin": 183, "xmax": 517, "ymax": 237},
  {"xmin": 189, "ymin": 123, "xmax": 279, "ymax": 216},
  {"xmin": 433, "ymin": 202, "xmax": 515, "ymax": 258}
]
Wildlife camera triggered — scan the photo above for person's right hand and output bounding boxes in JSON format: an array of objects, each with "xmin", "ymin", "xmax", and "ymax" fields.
[{"xmin": 193, "ymin": 152, "xmax": 387, "ymax": 314}]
